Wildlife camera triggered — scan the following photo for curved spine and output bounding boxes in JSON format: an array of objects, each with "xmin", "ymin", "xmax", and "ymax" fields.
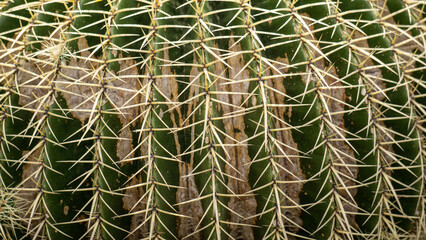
[{"xmin": 0, "ymin": 0, "xmax": 424, "ymax": 238}]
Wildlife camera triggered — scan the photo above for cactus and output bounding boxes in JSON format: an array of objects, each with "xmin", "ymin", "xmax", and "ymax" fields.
[{"xmin": 0, "ymin": 0, "xmax": 424, "ymax": 239}]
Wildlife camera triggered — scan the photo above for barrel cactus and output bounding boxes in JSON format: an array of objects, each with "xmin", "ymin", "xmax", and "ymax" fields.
[{"xmin": 0, "ymin": 0, "xmax": 424, "ymax": 239}]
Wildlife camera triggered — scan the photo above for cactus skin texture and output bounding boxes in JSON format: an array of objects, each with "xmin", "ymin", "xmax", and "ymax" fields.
[{"xmin": 0, "ymin": 0, "xmax": 425, "ymax": 239}]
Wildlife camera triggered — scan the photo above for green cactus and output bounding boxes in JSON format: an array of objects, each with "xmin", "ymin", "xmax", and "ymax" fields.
[{"xmin": 0, "ymin": 0, "xmax": 424, "ymax": 239}]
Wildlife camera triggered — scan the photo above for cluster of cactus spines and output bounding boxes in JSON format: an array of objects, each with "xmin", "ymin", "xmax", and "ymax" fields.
[
  {"xmin": 0, "ymin": 0, "xmax": 425, "ymax": 239},
  {"xmin": 0, "ymin": 188, "xmax": 27, "ymax": 239}
]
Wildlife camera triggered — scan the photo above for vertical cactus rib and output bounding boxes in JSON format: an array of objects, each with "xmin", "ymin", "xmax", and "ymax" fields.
[
  {"xmin": 120, "ymin": 0, "xmax": 182, "ymax": 238},
  {"xmin": 14, "ymin": 6, "xmax": 97, "ymax": 232},
  {"xmin": 146, "ymin": 0, "xmax": 183, "ymax": 237},
  {"xmin": 179, "ymin": 0, "xmax": 233, "ymax": 238},
  {"xmin": 96, "ymin": 101, "xmax": 130, "ymax": 239},
  {"xmin": 16, "ymin": 54, "xmax": 66, "ymax": 239},
  {"xmin": 337, "ymin": 0, "xmax": 424, "ymax": 236},
  {"xmin": 87, "ymin": 3, "xmax": 134, "ymax": 240},
  {"xmin": 277, "ymin": 0, "xmax": 383, "ymax": 238},
  {"xmin": 385, "ymin": 0, "xmax": 426, "ymax": 120},
  {"xmin": 328, "ymin": 0, "xmax": 422, "ymax": 236},
  {"xmin": 256, "ymin": 0, "xmax": 389, "ymax": 238},
  {"xmin": 383, "ymin": 1, "xmax": 426, "ymax": 236},
  {"xmin": 0, "ymin": 92, "xmax": 31, "ymax": 239},
  {"xmin": 0, "ymin": 65, "xmax": 32, "ymax": 194},
  {"xmin": 0, "ymin": 2, "xmax": 34, "ymax": 237},
  {"xmin": 237, "ymin": 5, "xmax": 290, "ymax": 240},
  {"xmin": 105, "ymin": 0, "xmax": 149, "ymax": 239},
  {"xmin": 213, "ymin": 0, "xmax": 303, "ymax": 238},
  {"xmin": 10, "ymin": 0, "xmax": 102, "ymax": 238},
  {"xmin": 250, "ymin": 0, "xmax": 337, "ymax": 238},
  {"xmin": 61, "ymin": 0, "xmax": 132, "ymax": 238},
  {"xmin": 42, "ymin": 92, "xmax": 92, "ymax": 239},
  {"xmin": 80, "ymin": 66, "xmax": 130, "ymax": 238},
  {"xmin": 106, "ymin": 0, "xmax": 146, "ymax": 73},
  {"xmin": 0, "ymin": 1, "xmax": 67, "ymax": 238}
]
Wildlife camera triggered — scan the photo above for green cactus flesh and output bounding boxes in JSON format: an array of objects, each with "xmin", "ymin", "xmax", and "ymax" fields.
[{"xmin": 0, "ymin": 0, "xmax": 424, "ymax": 239}]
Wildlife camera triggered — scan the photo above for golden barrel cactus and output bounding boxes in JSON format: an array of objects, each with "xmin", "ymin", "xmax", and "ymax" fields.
[{"xmin": 0, "ymin": 0, "xmax": 424, "ymax": 239}]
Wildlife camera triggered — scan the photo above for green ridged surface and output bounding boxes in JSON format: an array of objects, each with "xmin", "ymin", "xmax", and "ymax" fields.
[
  {"xmin": 26, "ymin": 0, "xmax": 68, "ymax": 51},
  {"xmin": 338, "ymin": 0, "xmax": 423, "ymax": 234},
  {"xmin": 253, "ymin": 0, "xmax": 334, "ymax": 238},
  {"xmin": 43, "ymin": 93, "xmax": 91, "ymax": 239},
  {"xmin": 66, "ymin": 0, "xmax": 109, "ymax": 55},
  {"xmin": 0, "ymin": 92, "xmax": 31, "ymax": 240},
  {"xmin": 0, "ymin": 92, "xmax": 31, "ymax": 188},
  {"xmin": 96, "ymin": 101, "xmax": 130, "ymax": 239},
  {"xmin": 0, "ymin": 0, "xmax": 37, "ymax": 43},
  {"xmin": 189, "ymin": 1, "xmax": 229, "ymax": 238},
  {"xmin": 288, "ymin": 0, "xmax": 382, "ymax": 237},
  {"xmin": 216, "ymin": 1, "xmax": 298, "ymax": 238},
  {"xmin": 0, "ymin": 0, "xmax": 424, "ymax": 239},
  {"xmin": 385, "ymin": 0, "xmax": 426, "ymax": 129},
  {"xmin": 124, "ymin": 0, "xmax": 181, "ymax": 238}
]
